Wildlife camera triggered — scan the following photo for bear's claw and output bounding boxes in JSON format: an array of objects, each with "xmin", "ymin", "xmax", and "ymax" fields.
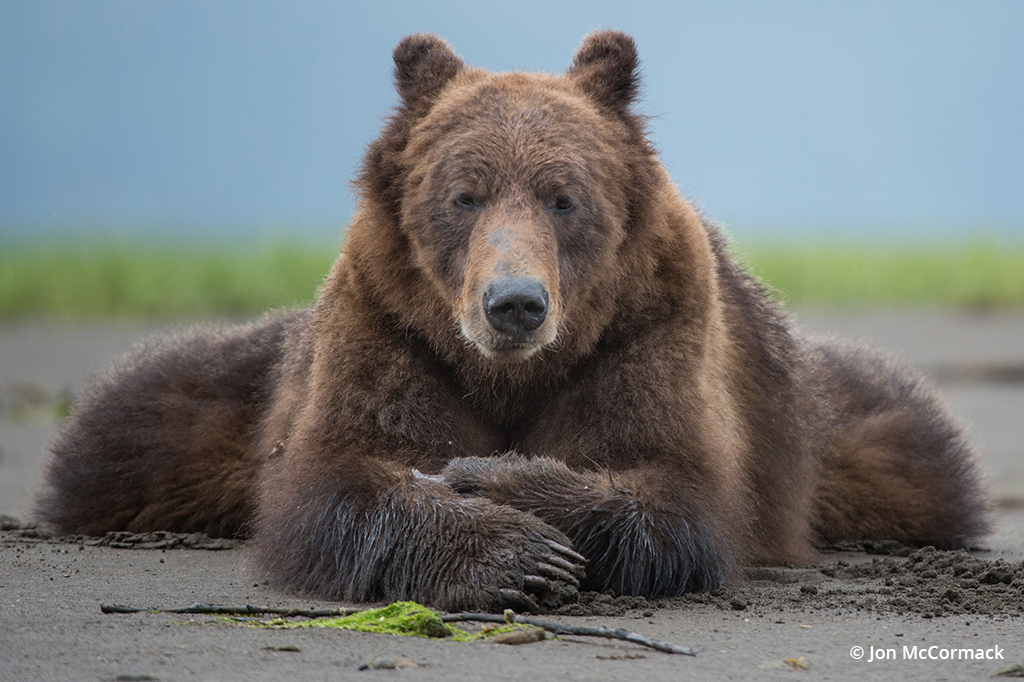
[
  {"xmin": 542, "ymin": 552, "xmax": 587, "ymax": 578},
  {"xmin": 537, "ymin": 562, "xmax": 581, "ymax": 587},
  {"xmin": 543, "ymin": 538, "xmax": 587, "ymax": 564},
  {"xmin": 498, "ymin": 588, "xmax": 540, "ymax": 613},
  {"xmin": 522, "ymin": 574, "xmax": 552, "ymax": 591}
]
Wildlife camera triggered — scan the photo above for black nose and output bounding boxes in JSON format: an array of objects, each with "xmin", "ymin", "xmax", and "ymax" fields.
[{"xmin": 483, "ymin": 277, "xmax": 548, "ymax": 336}]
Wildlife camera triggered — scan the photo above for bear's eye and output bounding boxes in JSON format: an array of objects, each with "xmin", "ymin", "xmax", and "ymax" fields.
[
  {"xmin": 553, "ymin": 195, "xmax": 575, "ymax": 213},
  {"xmin": 453, "ymin": 193, "xmax": 480, "ymax": 210}
]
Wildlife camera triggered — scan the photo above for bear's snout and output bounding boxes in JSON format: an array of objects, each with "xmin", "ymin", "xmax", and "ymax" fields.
[
  {"xmin": 457, "ymin": 216, "xmax": 560, "ymax": 361},
  {"xmin": 483, "ymin": 277, "xmax": 549, "ymax": 337}
]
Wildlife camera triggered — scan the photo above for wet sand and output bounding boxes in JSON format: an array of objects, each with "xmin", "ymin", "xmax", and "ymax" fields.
[{"xmin": 2, "ymin": 309, "xmax": 1023, "ymax": 681}]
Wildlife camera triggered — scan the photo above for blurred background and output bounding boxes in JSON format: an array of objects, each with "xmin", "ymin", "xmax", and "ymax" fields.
[
  {"xmin": 4, "ymin": 0, "xmax": 1024, "ymax": 237},
  {"xmin": 2, "ymin": 0, "xmax": 1023, "ymax": 315},
  {"xmin": 1, "ymin": 0, "xmax": 1023, "ymax": 517}
]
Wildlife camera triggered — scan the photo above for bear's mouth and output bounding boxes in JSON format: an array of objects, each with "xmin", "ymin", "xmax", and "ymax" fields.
[
  {"xmin": 459, "ymin": 323, "xmax": 550, "ymax": 362},
  {"xmin": 483, "ymin": 338, "xmax": 546, "ymax": 362}
]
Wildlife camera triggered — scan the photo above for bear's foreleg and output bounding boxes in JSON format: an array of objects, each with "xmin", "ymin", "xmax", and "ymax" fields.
[
  {"xmin": 250, "ymin": 463, "xmax": 586, "ymax": 612},
  {"xmin": 441, "ymin": 454, "xmax": 734, "ymax": 597}
]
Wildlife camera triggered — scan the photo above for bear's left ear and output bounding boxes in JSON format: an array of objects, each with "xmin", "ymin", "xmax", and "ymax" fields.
[
  {"xmin": 393, "ymin": 34, "xmax": 464, "ymax": 113},
  {"xmin": 567, "ymin": 30, "xmax": 640, "ymax": 114},
  {"xmin": 569, "ymin": 30, "xmax": 638, "ymax": 112}
]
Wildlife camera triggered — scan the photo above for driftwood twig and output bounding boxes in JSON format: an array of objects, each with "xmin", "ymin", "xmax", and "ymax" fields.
[
  {"xmin": 443, "ymin": 611, "xmax": 696, "ymax": 656},
  {"xmin": 101, "ymin": 602, "xmax": 696, "ymax": 655}
]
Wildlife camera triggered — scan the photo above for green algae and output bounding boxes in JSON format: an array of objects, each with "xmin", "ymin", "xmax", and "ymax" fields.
[
  {"xmin": 253, "ymin": 601, "xmax": 531, "ymax": 642},
  {"xmin": 293, "ymin": 601, "xmax": 455, "ymax": 639}
]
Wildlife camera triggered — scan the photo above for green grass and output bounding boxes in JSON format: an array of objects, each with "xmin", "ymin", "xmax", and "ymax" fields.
[
  {"xmin": 733, "ymin": 239, "xmax": 1024, "ymax": 309},
  {"xmin": 1, "ymin": 238, "xmax": 1022, "ymax": 320},
  {"xmin": 0, "ymin": 241, "xmax": 337, "ymax": 320}
]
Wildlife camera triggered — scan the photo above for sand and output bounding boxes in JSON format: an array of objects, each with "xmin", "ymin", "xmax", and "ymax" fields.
[{"xmin": 2, "ymin": 309, "xmax": 1023, "ymax": 681}]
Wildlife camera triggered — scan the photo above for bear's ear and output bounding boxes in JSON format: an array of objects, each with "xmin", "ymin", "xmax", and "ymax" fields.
[
  {"xmin": 567, "ymin": 30, "xmax": 640, "ymax": 114},
  {"xmin": 393, "ymin": 34, "xmax": 463, "ymax": 112}
]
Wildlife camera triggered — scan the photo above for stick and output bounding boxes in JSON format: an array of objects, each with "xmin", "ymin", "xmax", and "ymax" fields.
[
  {"xmin": 442, "ymin": 612, "xmax": 696, "ymax": 656},
  {"xmin": 100, "ymin": 602, "xmax": 361, "ymax": 618},
  {"xmin": 100, "ymin": 602, "xmax": 696, "ymax": 655}
]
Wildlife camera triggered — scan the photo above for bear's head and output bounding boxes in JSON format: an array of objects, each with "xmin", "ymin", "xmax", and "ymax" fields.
[{"xmin": 353, "ymin": 31, "xmax": 667, "ymax": 368}]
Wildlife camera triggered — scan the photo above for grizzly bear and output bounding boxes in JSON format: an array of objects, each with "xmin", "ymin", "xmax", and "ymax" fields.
[{"xmin": 35, "ymin": 31, "xmax": 989, "ymax": 612}]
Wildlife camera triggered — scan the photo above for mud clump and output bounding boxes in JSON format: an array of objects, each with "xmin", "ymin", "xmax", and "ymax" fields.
[
  {"xmin": 1, "ymin": 522, "xmax": 237, "ymax": 551},
  {"xmin": 658, "ymin": 546, "xmax": 1024, "ymax": 620},
  {"xmin": 555, "ymin": 592, "xmax": 653, "ymax": 617},
  {"xmin": 821, "ymin": 546, "xmax": 1024, "ymax": 618}
]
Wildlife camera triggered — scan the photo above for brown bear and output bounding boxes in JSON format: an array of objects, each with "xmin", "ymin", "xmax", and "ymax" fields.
[{"xmin": 35, "ymin": 31, "xmax": 990, "ymax": 612}]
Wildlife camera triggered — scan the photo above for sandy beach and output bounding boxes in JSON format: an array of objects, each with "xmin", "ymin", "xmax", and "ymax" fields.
[{"xmin": 2, "ymin": 308, "xmax": 1023, "ymax": 681}]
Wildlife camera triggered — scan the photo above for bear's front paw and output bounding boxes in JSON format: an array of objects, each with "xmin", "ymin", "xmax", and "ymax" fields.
[
  {"xmin": 440, "ymin": 508, "xmax": 587, "ymax": 613},
  {"xmin": 438, "ymin": 456, "xmax": 500, "ymax": 496},
  {"xmin": 440, "ymin": 454, "xmax": 579, "ymax": 503},
  {"xmin": 502, "ymin": 535, "xmax": 587, "ymax": 612}
]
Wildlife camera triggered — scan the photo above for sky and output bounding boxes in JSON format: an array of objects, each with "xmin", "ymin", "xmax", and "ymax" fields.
[{"xmin": 1, "ymin": 0, "xmax": 1022, "ymax": 242}]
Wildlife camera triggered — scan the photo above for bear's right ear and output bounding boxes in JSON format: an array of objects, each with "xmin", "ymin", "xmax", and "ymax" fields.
[
  {"xmin": 567, "ymin": 30, "xmax": 640, "ymax": 114},
  {"xmin": 393, "ymin": 34, "xmax": 463, "ymax": 112}
]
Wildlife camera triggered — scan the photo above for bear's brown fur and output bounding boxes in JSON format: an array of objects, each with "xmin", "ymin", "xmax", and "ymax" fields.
[{"xmin": 35, "ymin": 31, "xmax": 990, "ymax": 612}]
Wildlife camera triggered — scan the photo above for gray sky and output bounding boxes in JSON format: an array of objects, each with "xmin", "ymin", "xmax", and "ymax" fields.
[{"xmin": 2, "ymin": 0, "xmax": 1022, "ymax": 242}]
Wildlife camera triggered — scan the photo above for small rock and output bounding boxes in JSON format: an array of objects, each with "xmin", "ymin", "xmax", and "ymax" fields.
[
  {"xmin": 487, "ymin": 626, "xmax": 546, "ymax": 645},
  {"xmin": 942, "ymin": 588, "xmax": 962, "ymax": 603},
  {"xmin": 980, "ymin": 569, "xmax": 1014, "ymax": 585}
]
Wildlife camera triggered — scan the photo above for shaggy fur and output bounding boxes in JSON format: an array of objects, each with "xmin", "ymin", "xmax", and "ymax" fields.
[{"xmin": 35, "ymin": 31, "xmax": 990, "ymax": 612}]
